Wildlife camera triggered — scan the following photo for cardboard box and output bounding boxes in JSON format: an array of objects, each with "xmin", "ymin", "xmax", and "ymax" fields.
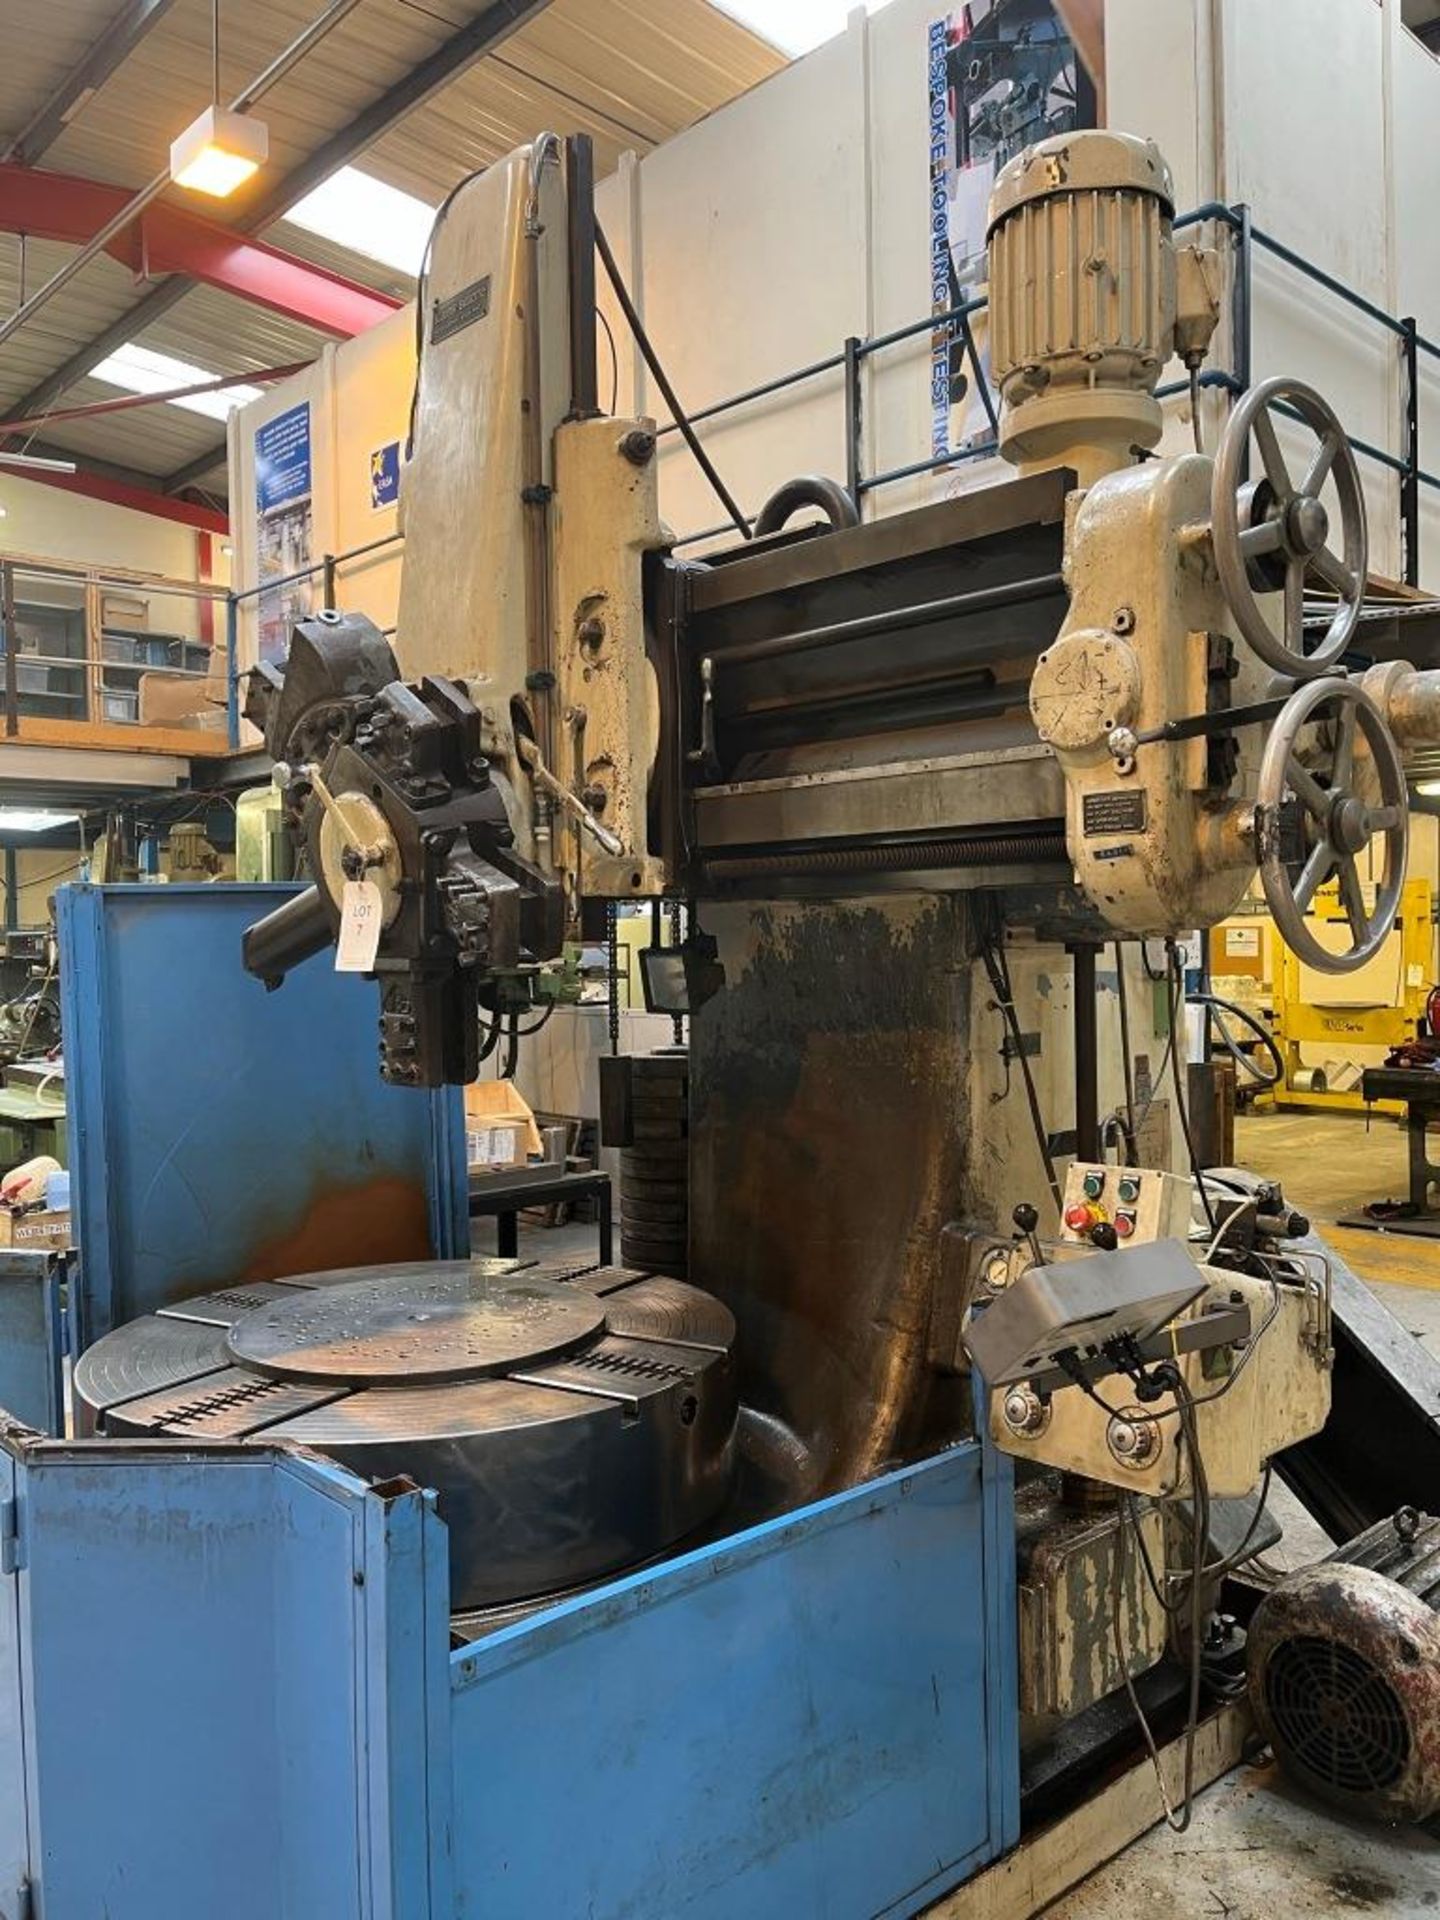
[
  {"xmin": 0, "ymin": 1208, "xmax": 72, "ymax": 1250},
  {"xmin": 464, "ymin": 1079, "xmax": 542, "ymax": 1167},
  {"xmin": 100, "ymin": 591, "xmax": 148, "ymax": 630},
  {"xmin": 138, "ymin": 671, "xmax": 217, "ymax": 726}
]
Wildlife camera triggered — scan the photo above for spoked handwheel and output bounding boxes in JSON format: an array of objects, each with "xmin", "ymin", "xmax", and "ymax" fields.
[
  {"xmin": 1212, "ymin": 377, "xmax": 1368, "ymax": 677},
  {"xmin": 1255, "ymin": 678, "xmax": 1407, "ymax": 973}
]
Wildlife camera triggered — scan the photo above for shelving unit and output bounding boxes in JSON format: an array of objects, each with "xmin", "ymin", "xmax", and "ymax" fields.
[
  {"xmin": 2, "ymin": 596, "xmax": 89, "ymax": 721},
  {"xmin": 98, "ymin": 625, "xmax": 212, "ymax": 726},
  {"xmin": 1, "ymin": 570, "xmax": 215, "ymax": 730}
]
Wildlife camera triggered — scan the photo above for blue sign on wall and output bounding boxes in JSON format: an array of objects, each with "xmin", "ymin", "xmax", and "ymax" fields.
[
  {"xmin": 370, "ymin": 440, "xmax": 401, "ymax": 510},
  {"xmin": 256, "ymin": 402, "xmax": 312, "ymax": 512}
]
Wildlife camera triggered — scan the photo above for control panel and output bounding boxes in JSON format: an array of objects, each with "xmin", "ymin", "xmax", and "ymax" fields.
[{"xmin": 1058, "ymin": 1162, "xmax": 1194, "ymax": 1248}]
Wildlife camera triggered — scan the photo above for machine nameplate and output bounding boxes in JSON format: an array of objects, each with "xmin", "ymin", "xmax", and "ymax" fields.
[
  {"xmin": 431, "ymin": 275, "xmax": 491, "ymax": 343},
  {"xmin": 1082, "ymin": 790, "xmax": 1147, "ymax": 836}
]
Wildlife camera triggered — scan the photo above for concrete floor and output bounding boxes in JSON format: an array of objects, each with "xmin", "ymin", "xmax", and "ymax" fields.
[
  {"xmin": 488, "ymin": 1113, "xmax": 1440, "ymax": 1916},
  {"xmin": 1047, "ymin": 1762, "xmax": 1440, "ymax": 1917}
]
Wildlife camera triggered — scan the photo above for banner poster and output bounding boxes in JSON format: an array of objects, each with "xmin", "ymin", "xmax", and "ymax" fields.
[
  {"xmin": 255, "ymin": 400, "xmax": 314, "ymax": 663},
  {"xmin": 927, "ymin": 2, "xmax": 1096, "ymax": 471}
]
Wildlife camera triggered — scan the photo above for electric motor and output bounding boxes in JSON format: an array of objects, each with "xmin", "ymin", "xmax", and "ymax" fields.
[
  {"xmin": 986, "ymin": 130, "xmax": 1178, "ymax": 482},
  {"xmin": 1248, "ymin": 1507, "xmax": 1440, "ymax": 1824}
]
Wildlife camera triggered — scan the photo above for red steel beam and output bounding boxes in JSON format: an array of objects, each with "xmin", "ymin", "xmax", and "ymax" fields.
[
  {"xmin": 10, "ymin": 462, "xmax": 229, "ymax": 533},
  {"xmin": 0, "ymin": 163, "xmax": 401, "ymax": 337},
  {"xmin": 0, "ymin": 361, "xmax": 311, "ymax": 434}
]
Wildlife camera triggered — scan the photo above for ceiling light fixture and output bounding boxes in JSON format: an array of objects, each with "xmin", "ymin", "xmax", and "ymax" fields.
[
  {"xmin": 170, "ymin": 1, "xmax": 268, "ymax": 198},
  {"xmin": 0, "ymin": 809, "xmax": 80, "ymax": 834},
  {"xmin": 170, "ymin": 104, "xmax": 268, "ymax": 197},
  {"xmin": 0, "ymin": 453, "xmax": 77, "ymax": 473}
]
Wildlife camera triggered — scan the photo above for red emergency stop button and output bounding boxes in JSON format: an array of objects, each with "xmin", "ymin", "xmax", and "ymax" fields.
[{"xmin": 1064, "ymin": 1203, "xmax": 1096, "ymax": 1232}]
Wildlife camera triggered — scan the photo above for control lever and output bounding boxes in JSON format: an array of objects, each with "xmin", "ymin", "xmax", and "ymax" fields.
[
  {"xmin": 516, "ymin": 735, "xmax": 625, "ymax": 858},
  {"xmin": 687, "ymin": 656, "xmax": 721, "ymax": 779},
  {"xmin": 304, "ymin": 762, "xmax": 386, "ymax": 876},
  {"xmin": 1012, "ymin": 1202, "xmax": 1045, "ymax": 1268}
]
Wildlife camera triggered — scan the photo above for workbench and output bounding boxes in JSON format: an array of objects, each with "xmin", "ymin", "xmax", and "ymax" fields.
[
  {"xmin": 0, "ymin": 1084, "xmax": 66, "ymax": 1174},
  {"xmin": 468, "ymin": 1163, "xmax": 613, "ymax": 1261}
]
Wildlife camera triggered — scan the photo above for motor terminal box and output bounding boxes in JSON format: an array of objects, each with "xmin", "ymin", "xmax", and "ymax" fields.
[{"xmin": 1059, "ymin": 1161, "xmax": 1194, "ymax": 1248}]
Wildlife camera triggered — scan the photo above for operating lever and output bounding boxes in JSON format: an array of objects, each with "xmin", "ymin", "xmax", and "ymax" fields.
[
  {"xmin": 516, "ymin": 735, "xmax": 625, "ymax": 857},
  {"xmin": 1012, "ymin": 1203, "xmax": 1045, "ymax": 1268}
]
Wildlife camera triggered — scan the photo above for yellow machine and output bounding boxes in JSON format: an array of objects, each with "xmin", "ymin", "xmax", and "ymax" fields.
[
  {"xmin": 1268, "ymin": 875, "xmax": 1435, "ymax": 1112},
  {"xmin": 1210, "ymin": 880, "xmax": 1437, "ymax": 1113}
]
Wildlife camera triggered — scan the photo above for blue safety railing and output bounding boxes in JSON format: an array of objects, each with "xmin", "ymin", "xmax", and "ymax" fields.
[
  {"xmin": 655, "ymin": 202, "xmax": 1440, "ymax": 578},
  {"xmin": 222, "ymin": 200, "xmax": 1440, "ymax": 749}
]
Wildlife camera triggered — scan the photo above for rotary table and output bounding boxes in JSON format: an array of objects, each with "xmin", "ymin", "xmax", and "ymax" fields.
[{"xmin": 74, "ymin": 1259, "xmax": 738, "ymax": 1611}]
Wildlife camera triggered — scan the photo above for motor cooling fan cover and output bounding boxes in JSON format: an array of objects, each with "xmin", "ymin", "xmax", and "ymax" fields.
[{"xmin": 1248, "ymin": 1561, "xmax": 1440, "ymax": 1824}]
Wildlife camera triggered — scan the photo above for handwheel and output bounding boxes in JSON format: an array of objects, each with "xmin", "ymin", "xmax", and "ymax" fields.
[
  {"xmin": 1212, "ymin": 377, "xmax": 1367, "ymax": 677},
  {"xmin": 1255, "ymin": 677, "xmax": 1407, "ymax": 973}
]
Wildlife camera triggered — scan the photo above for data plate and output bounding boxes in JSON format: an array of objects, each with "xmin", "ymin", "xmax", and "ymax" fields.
[
  {"xmin": 1082, "ymin": 789, "xmax": 1147, "ymax": 836},
  {"xmin": 430, "ymin": 274, "xmax": 491, "ymax": 343}
]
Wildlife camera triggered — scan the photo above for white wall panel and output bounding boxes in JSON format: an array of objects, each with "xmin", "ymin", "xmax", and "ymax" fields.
[
  {"xmin": 599, "ymin": 27, "xmax": 870, "ymax": 547},
  {"xmin": 238, "ymin": 0, "xmax": 1440, "ymax": 586}
]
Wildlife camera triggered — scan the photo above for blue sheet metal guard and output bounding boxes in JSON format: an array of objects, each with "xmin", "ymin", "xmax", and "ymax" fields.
[
  {"xmin": 55, "ymin": 882, "xmax": 467, "ymax": 1354},
  {"xmin": 0, "ymin": 883, "xmax": 1018, "ymax": 1917}
]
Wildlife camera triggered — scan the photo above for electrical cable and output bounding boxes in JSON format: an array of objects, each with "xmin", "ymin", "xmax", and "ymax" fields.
[
  {"xmin": 1125, "ymin": 1460, "xmax": 1276, "ymax": 1609},
  {"xmin": 979, "ymin": 912, "xmax": 1062, "ymax": 1213},
  {"xmin": 1054, "ymin": 1262, "xmax": 1284, "ymax": 1429},
  {"xmin": 1111, "ymin": 1015, "xmax": 1176, "ymax": 1147},
  {"xmin": 1113, "ymin": 939, "xmax": 1139, "ymax": 1165},
  {"xmin": 1165, "ymin": 941, "xmax": 1219, "ymax": 1234},
  {"xmin": 1192, "ymin": 990, "xmax": 1283, "ymax": 1089},
  {"xmin": 512, "ymin": 1001, "xmax": 557, "ymax": 1038},
  {"xmin": 1140, "ymin": 938, "xmax": 1169, "ymax": 982},
  {"xmin": 596, "ymin": 307, "xmax": 619, "ymax": 415},
  {"xmin": 1189, "ymin": 364, "xmax": 1204, "ymax": 456},
  {"xmin": 593, "ymin": 218, "xmax": 752, "ymax": 542},
  {"xmin": 1111, "ymin": 1378, "xmax": 1209, "ymax": 1833},
  {"xmin": 405, "ymin": 162, "xmax": 487, "ymax": 460},
  {"xmin": 476, "ymin": 1004, "xmax": 504, "ymax": 1065},
  {"xmin": 10, "ymin": 954, "xmax": 57, "ymax": 1059},
  {"xmin": 1, "ymin": 852, "xmax": 83, "ymax": 901}
]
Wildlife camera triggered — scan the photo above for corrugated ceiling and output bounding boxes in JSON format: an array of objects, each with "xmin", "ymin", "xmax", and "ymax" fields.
[{"xmin": 0, "ymin": 0, "xmax": 781, "ymax": 500}]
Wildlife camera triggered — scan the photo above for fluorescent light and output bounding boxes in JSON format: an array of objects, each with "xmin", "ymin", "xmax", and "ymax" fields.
[
  {"xmin": 170, "ymin": 104, "xmax": 268, "ymax": 197},
  {"xmin": 283, "ymin": 165, "xmax": 436, "ymax": 277},
  {"xmin": 90, "ymin": 343, "xmax": 262, "ymax": 422},
  {"xmin": 708, "ymin": 0, "xmax": 898, "ymax": 56},
  {"xmin": 0, "ymin": 809, "xmax": 79, "ymax": 833},
  {"xmin": 0, "ymin": 453, "xmax": 77, "ymax": 471},
  {"xmin": 1418, "ymin": 779, "xmax": 1440, "ymax": 797}
]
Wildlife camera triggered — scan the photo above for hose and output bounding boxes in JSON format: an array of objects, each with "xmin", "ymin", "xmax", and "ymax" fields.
[{"xmin": 1191, "ymin": 991, "xmax": 1284, "ymax": 1089}]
